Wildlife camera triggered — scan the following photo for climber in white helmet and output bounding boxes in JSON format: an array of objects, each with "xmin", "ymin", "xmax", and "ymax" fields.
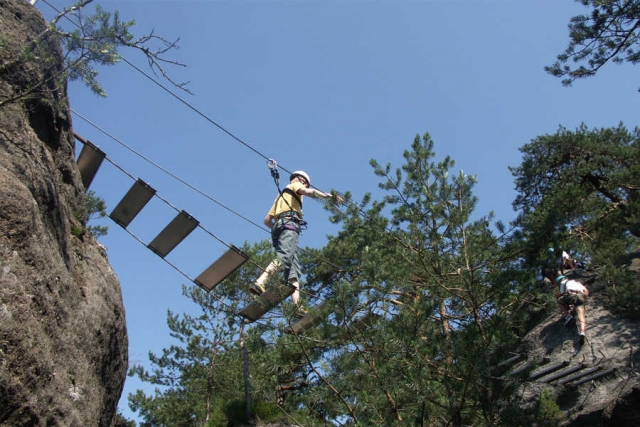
[{"xmin": 250, "ymin": 171, "xmax": 341, "ymax": 316}]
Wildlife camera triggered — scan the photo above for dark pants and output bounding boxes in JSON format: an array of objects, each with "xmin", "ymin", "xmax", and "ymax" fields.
[{"xmin": 560, "ymin": 293, "xmax": 586, "ymax": 307}]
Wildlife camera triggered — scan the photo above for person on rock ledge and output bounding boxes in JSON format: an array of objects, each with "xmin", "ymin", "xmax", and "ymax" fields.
[{"xmin": 555, "ymin": 275, "xmax": 590, "ymax": 343}]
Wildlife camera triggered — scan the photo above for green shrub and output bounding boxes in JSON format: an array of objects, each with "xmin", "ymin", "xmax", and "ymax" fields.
[{"xmin": 533, "ymin": 388, "xmax": 562, "ymax": 427}]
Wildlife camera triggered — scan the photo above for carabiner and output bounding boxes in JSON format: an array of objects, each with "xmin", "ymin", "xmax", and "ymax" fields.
[{"xmin": 267, "ymin": 159, "xmax": 280, "ymax": 185}]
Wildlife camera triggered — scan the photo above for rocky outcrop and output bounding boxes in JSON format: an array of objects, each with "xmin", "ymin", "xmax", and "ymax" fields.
[
  {"xmin": 0, "ymin": 1, "xmax": 128, "ymax": 426},
  {"xmin": 503, "ymin": 267, "xmax": 640, "ymax": 426}
]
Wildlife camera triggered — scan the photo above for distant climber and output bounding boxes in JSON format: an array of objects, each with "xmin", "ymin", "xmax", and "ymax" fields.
[
  {"xmin": 562, "ymin": 250, "xmax": 575, "ymax": 270},
  {"xmin": 555, "ymin": 275, "xmax": 590, "ymax": 342}
]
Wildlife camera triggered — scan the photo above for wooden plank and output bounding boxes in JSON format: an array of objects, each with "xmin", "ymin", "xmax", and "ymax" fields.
[
  {"xmin": 148, "ymin": 210, "xmax": 199, "ymax": 258},
  {"xmin": 109, "ymin": 179, "xmax": 156, "ymax": 228},
  {"xmin": 239, "ymin": 284, "xmax": 294, "ymax": 322},
  {"xmin": 285, "ymin": 302, "xmax": 328, "ymax": 334},
  {"xmin": 194, "ymin": 246, "xmax": 249, "ymax": 291},
  {"xmin": 76, "ymin": 139, "xmax": 105, "ymax": 190},
  {"xmin": 497, "ymin": 353, "xmax": 524, "ymax": 369}
]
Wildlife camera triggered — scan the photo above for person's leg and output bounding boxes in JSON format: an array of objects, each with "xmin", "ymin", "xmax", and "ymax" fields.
[
  {"xmin": 253, "ymin": 260, "xmax": 280, "ymax": 292},
  {"xmin": 275, "ymin": 227, "xmax": 299, "ymax": 281},
  {"xmin": 289, "ymin": 279, "xmax": 300, "ymax": 305},
  {"xmin": 576, "ymin": 307, "xmax": 586, "ymax": 332},
  {"xmin": 575, "ymin": 299, "xmax": 587, "ymax": 334},
  {"xmin": 274, "ymin": 224, "xmax": 304, "ymax": 308},
  {"xmin": 287, "ymin": 244, "xmax": 302, "ymax": 308}
]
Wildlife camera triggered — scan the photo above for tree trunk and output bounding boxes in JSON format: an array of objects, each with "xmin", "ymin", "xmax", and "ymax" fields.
[{"xmin": 240, "ymin": 323, "xmax": 252, "ymax": 420}]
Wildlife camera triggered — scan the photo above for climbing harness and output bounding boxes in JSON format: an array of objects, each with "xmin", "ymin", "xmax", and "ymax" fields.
[{"xmin": 267, "ymin": 159, "xmax": 308, "ymax": 232}]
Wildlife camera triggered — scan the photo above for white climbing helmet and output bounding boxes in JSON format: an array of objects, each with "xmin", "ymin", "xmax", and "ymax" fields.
[{"xmin": 290, "ymin": 170, "xmax": 311, "ymax": 185}]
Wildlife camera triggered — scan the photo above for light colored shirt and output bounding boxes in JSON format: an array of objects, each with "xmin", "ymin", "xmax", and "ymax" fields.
[
  {"xmin": 560, "ymin": 279, "xmax": 587, "ymax": 294},
  {"xmin": 267, "ymin": 181, "xmax": 305, "ymax": 218}
]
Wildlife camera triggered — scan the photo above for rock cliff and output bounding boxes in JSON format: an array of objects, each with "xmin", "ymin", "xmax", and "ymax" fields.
[
  {"xmin": 501, "ymin": 266, "xmax": 640, "ymax": 426},
  {"xmin": 0, "ymin": 1, "xmax": 128, "ymax": 426},
  {"xmin": 1, "ymin": 1, "xmax": 639, "ymax": 427}
]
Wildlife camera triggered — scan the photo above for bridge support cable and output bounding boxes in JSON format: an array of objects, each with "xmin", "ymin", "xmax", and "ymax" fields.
[
  {"xmin": 71, "ymin": 110, "xmax": 269, "ymax": 233},
  {"xmin": 73, "ymin": 133, "xmax": 331, "ymax": 326},
  {"xmin": 74, "ymin": 135, "xmax": 250, "ymax": 296},
  {"xmin": 73, "ymin": 130, "xmax": 336, "ymax": 310}
]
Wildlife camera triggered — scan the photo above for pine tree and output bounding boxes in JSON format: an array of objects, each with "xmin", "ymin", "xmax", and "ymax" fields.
[
  {"xmin": 510, "ymin": 123, "xmax": 640, "ymax": 318},
  {"xmin": 270, "ymin": 133, "xmax": 530, "ymax": 426},
  {"xmin": 546, "ymin": 0, "xmax": 640, "ymax": 90}
]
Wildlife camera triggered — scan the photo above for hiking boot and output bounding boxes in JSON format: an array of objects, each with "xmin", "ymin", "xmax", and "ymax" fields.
[
  {"xmin": 249, "ymin": 283, "xmax": 265, "ymax": 296},
  {"xmin": 579, "ymin": 332, "xmax": 585, "ymax": 344}
]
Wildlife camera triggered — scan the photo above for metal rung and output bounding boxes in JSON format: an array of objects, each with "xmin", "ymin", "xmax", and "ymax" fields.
[
  {"xmin": 148, "ymin": 210, "xmax": 199, "ymax": 258},
  {"xmin": 497, "ymin": 354, "xmax": 524, "ymax": 369},
  {"xmin": 194, "ymin": 246, "xmax": 249, "ymax": 291},
  {"xmin": 570, "ymin": 368, "xmax": 616, "ymax": 386},
  {"xmin": 557, "ymin": 366, "xmax": 602, "ymax": 385},
  {"xmin": 529, "ymin": 361, "xmax": 569, "ymax": 381},
  {"xmin": 542, "ymin": 364, "xmax": 586, "ymax": 383},
  {"xmin": 510, "ymin": 357, "xmax": 549, "ymax": 376},
  {"xmin": 76, "ymin": 140, "xmax": 105, "ymax": 190},
  {"xmin": 109, "ymin": 179, "xmax": 156, "ymax": 228}
]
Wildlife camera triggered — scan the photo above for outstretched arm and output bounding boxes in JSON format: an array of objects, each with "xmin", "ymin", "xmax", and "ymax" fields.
[{"xmin": 297, "ymin": 187, "xmax": 344, "ymax": 202}]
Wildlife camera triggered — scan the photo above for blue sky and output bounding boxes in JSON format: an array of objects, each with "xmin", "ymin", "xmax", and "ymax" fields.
[{"xmin": 36, "ymin": 0, "xmax": 640, "ymax": 421}]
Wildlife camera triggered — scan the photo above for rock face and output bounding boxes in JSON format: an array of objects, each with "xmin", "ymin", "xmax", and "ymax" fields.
[
  {"xmin": 504, "ymin": 266, "xmax": 640, "ymax": 426},
  {"xmin": 0, "ymin": 1, "xmax": 128, "ymax": 426}
]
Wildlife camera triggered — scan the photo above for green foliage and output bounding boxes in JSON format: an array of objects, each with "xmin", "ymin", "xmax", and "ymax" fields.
[
  {"xmin": 85, "ymin": 190, "xmax": 108, "ymax": 238},
  {"xmin": 128, "ymin": 241, "xmax": 294, "ymax": 426},
  {"xmin": 55, "ymin": 0, "xmax": 189, "ymax": 96},
  {"xmin": 62, "ymin": 3, "xmax": 133, "ymax": 97},
  {"xmin": 112, "ymin": 410, "xmax": 136, "ymax": 427},
  {"xmin": 546, "ymin": 0, "xmax": 640, "ymax": 89},
  {"xmin": 603, "ymin": 264, "xmax": 640, "ymax": 319},
  {"xmin": 0, "ymin": 0, "xmax": 187, "ymax": 109},
  {"xmin": 510, "ymin": 123, "xmax": 640, "ymax": 317},
  {"xmin": 221, "ymin": 399, "xmax": 282, "ymax": 426},
  {"xmin": 533, "ymin": 388, "xmax": 562, "ymax": 427},
  {"xmin": 127, "ymin": 127, "xmax": 640, "ymax": 425},
  {"xmin": 283, "ymin": 133, "xmax": 528, "ymax": 425},
  {"xmin": 70, "ymin": 224, "xmax": 83, "ymax": 237},
  {"xmin": 252, "ymin": 400, "xmax": 282, "ymax": 421}
]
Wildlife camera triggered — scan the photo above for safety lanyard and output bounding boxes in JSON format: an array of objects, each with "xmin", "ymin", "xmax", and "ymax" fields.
[{"xmin": 267, "ymin": 159, "xmax": 308, "ymax": 231}]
